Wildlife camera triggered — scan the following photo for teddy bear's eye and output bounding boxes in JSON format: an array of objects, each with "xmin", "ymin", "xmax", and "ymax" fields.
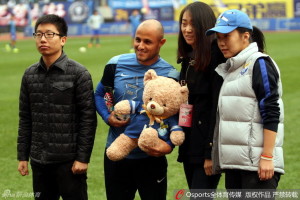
[
  {"xmin": 163, "ymin": 104, "xmax": 166, "ymax": 107},
  {"xmin": 149, "ymin": 98, "xmax": 152, "ymax": 101}
]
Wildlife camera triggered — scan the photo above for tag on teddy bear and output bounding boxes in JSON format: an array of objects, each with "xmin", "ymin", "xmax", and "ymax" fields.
[{"xmin": 179, "ymin": 104, "xmax": 193, "ymax": 127}]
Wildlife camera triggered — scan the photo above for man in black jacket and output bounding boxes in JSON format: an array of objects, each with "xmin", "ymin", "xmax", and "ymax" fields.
[{"xmin": 17, "ymin": 14, "xmax": 97, "ymax": 200}]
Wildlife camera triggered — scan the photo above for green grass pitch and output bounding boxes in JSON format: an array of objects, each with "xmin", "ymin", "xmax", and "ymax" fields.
[{"xmin": 0, "ymin": 32, "xmax": 299, "ymax": 199}]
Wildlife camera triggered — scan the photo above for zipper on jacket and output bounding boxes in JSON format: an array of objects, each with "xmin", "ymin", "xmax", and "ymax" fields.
[
  {"xmin": 249, "ymin": 147, "xmax": 253, "ymax": 164},
  {"xmin": 44, "ymin": 70, "xmax": 50, "ymax": 160}
]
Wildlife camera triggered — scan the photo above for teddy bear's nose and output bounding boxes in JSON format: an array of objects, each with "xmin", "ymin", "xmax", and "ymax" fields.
[{"xmin": 150, "ymin": 104, "xmax": 156, "ymax": 109}]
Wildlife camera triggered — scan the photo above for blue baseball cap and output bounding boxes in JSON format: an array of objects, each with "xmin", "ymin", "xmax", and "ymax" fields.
[{"xmin": 206, "ymin": 9, "xmax": 252, "ymax": 35}]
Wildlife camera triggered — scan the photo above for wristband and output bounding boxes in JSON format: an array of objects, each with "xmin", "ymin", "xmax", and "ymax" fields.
[
  {"xmin": 261, "ymin": 154, "xmax": 273, "ymax": 158},
  {"xmin": 260, "ymin": 155, "xmax": 273, "ymax": 161}
]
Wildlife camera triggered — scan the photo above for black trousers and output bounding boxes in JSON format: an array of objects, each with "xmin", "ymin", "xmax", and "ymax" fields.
[
  {"xmin": 183, "ymin": 162, "xmax": 221, "ymax": 189},
  {"xmin": 225, "ymin": 169, "xmax": 281, "ymax": 200},
  {"xmin": 104, "ymin": 151, "xmax": 168, "ymax": 200},
  {"xmin": 31, "ymin": 161, "xmax": 88, "ymax": 200}
]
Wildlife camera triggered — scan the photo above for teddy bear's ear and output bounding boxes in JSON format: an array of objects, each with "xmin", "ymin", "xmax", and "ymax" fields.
[{"xmin": 144, "ymin": 69, "xmax": 158, "ymax": 85}]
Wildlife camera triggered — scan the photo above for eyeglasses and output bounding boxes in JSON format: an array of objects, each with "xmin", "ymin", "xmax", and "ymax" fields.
[{"xmin": 33, "ymin": 32, "xmax": 63, "ymax": 39}]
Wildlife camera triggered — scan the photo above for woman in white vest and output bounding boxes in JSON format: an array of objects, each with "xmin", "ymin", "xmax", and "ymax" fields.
[{"xmin": 206, "ymin": 9, "xmax": 284, "ymax": 191}]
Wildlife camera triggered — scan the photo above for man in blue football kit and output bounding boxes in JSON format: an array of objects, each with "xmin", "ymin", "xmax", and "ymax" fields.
[{"xmin": 95, "ymin": 19, "xmax": 179, "ymax": 200}]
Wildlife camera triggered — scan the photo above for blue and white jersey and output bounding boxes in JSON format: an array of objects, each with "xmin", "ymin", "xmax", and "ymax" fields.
[
  {"xmin": 111, "ymin": 53, "xmax": 178, "ymax": 103},
  {"xmin": 95, "ymin": 53, "xmax": 179, "ymax": 159}
]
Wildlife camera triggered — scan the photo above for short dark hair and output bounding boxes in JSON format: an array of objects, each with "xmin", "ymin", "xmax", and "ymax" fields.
[{"xmin": 35, "ymin": 14, "xmax": 68, "ymax": 36}]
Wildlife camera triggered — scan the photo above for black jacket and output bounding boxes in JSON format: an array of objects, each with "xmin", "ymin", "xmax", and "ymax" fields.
[
  {"xmin": 18, "ymin": 53, "xmax": 97, "ymax": 164},
  {"xmin": 177, "ymin": 41, "xmax": 226, "ymax": 164}
]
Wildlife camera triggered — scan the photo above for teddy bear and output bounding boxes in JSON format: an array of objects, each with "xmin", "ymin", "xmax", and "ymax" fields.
[{"xmin": 106, "ymin": 69, "xmax": 189, "ymax": 161}]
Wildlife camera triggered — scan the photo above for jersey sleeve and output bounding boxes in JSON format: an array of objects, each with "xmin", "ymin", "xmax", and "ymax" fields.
[
  {"xmin": 95, "ymin": 82, "xmax": 110, "ymax": 123},
  {"xmin": 252, "ymin": 57, "xmax": 280, "ymax": 132},
  {"xmin": 100, "ymin": 64, "xmax": 116, "ymax": 88},
  {"xmin": 95, "ymin": 64, "xmax": 116, "ymax": 123}
]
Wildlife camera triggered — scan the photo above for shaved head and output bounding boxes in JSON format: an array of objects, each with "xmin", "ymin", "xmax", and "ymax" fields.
[
  {"xmin": 134, "ymin": 19, "xmax": 167, "ymax": 66},
  {"xmin": 137, "ymin": 19, "xmax": 164, "ymax": 40}
]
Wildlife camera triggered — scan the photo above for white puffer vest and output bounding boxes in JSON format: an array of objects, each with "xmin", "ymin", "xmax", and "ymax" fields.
[{"xmin": 213, "ymin": 43, "xmax": 284, "ymax": 174}]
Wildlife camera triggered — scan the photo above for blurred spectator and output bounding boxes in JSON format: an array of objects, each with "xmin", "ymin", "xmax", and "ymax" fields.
[
  {"xmin": 0, "ymin": 4, "xmax": 10, "ymax": 26},
  {"xmin": 87, "ymin": 10, "xmax": 104, "ymax": 48},
  {"xmin": 30, "ymin": 3, "xmax": 39, "ymax": 28},
  {"xmin": 55, "ymin": 3, "xmax": 66, "ymax": 18},
  {"xmin": 5, "ymin": 14, "xmax": 19, "ymax": 53},
  {"xmin": 13, "ymin": 2, "xmax": 28, "ymax": 26},
  {"xmin": 128, "ymin": 9, "xmax": 141, "ymax": 52},
  {"xmin": 45, "ymin": 3, "xmax": 56, "ymax": 15}
]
